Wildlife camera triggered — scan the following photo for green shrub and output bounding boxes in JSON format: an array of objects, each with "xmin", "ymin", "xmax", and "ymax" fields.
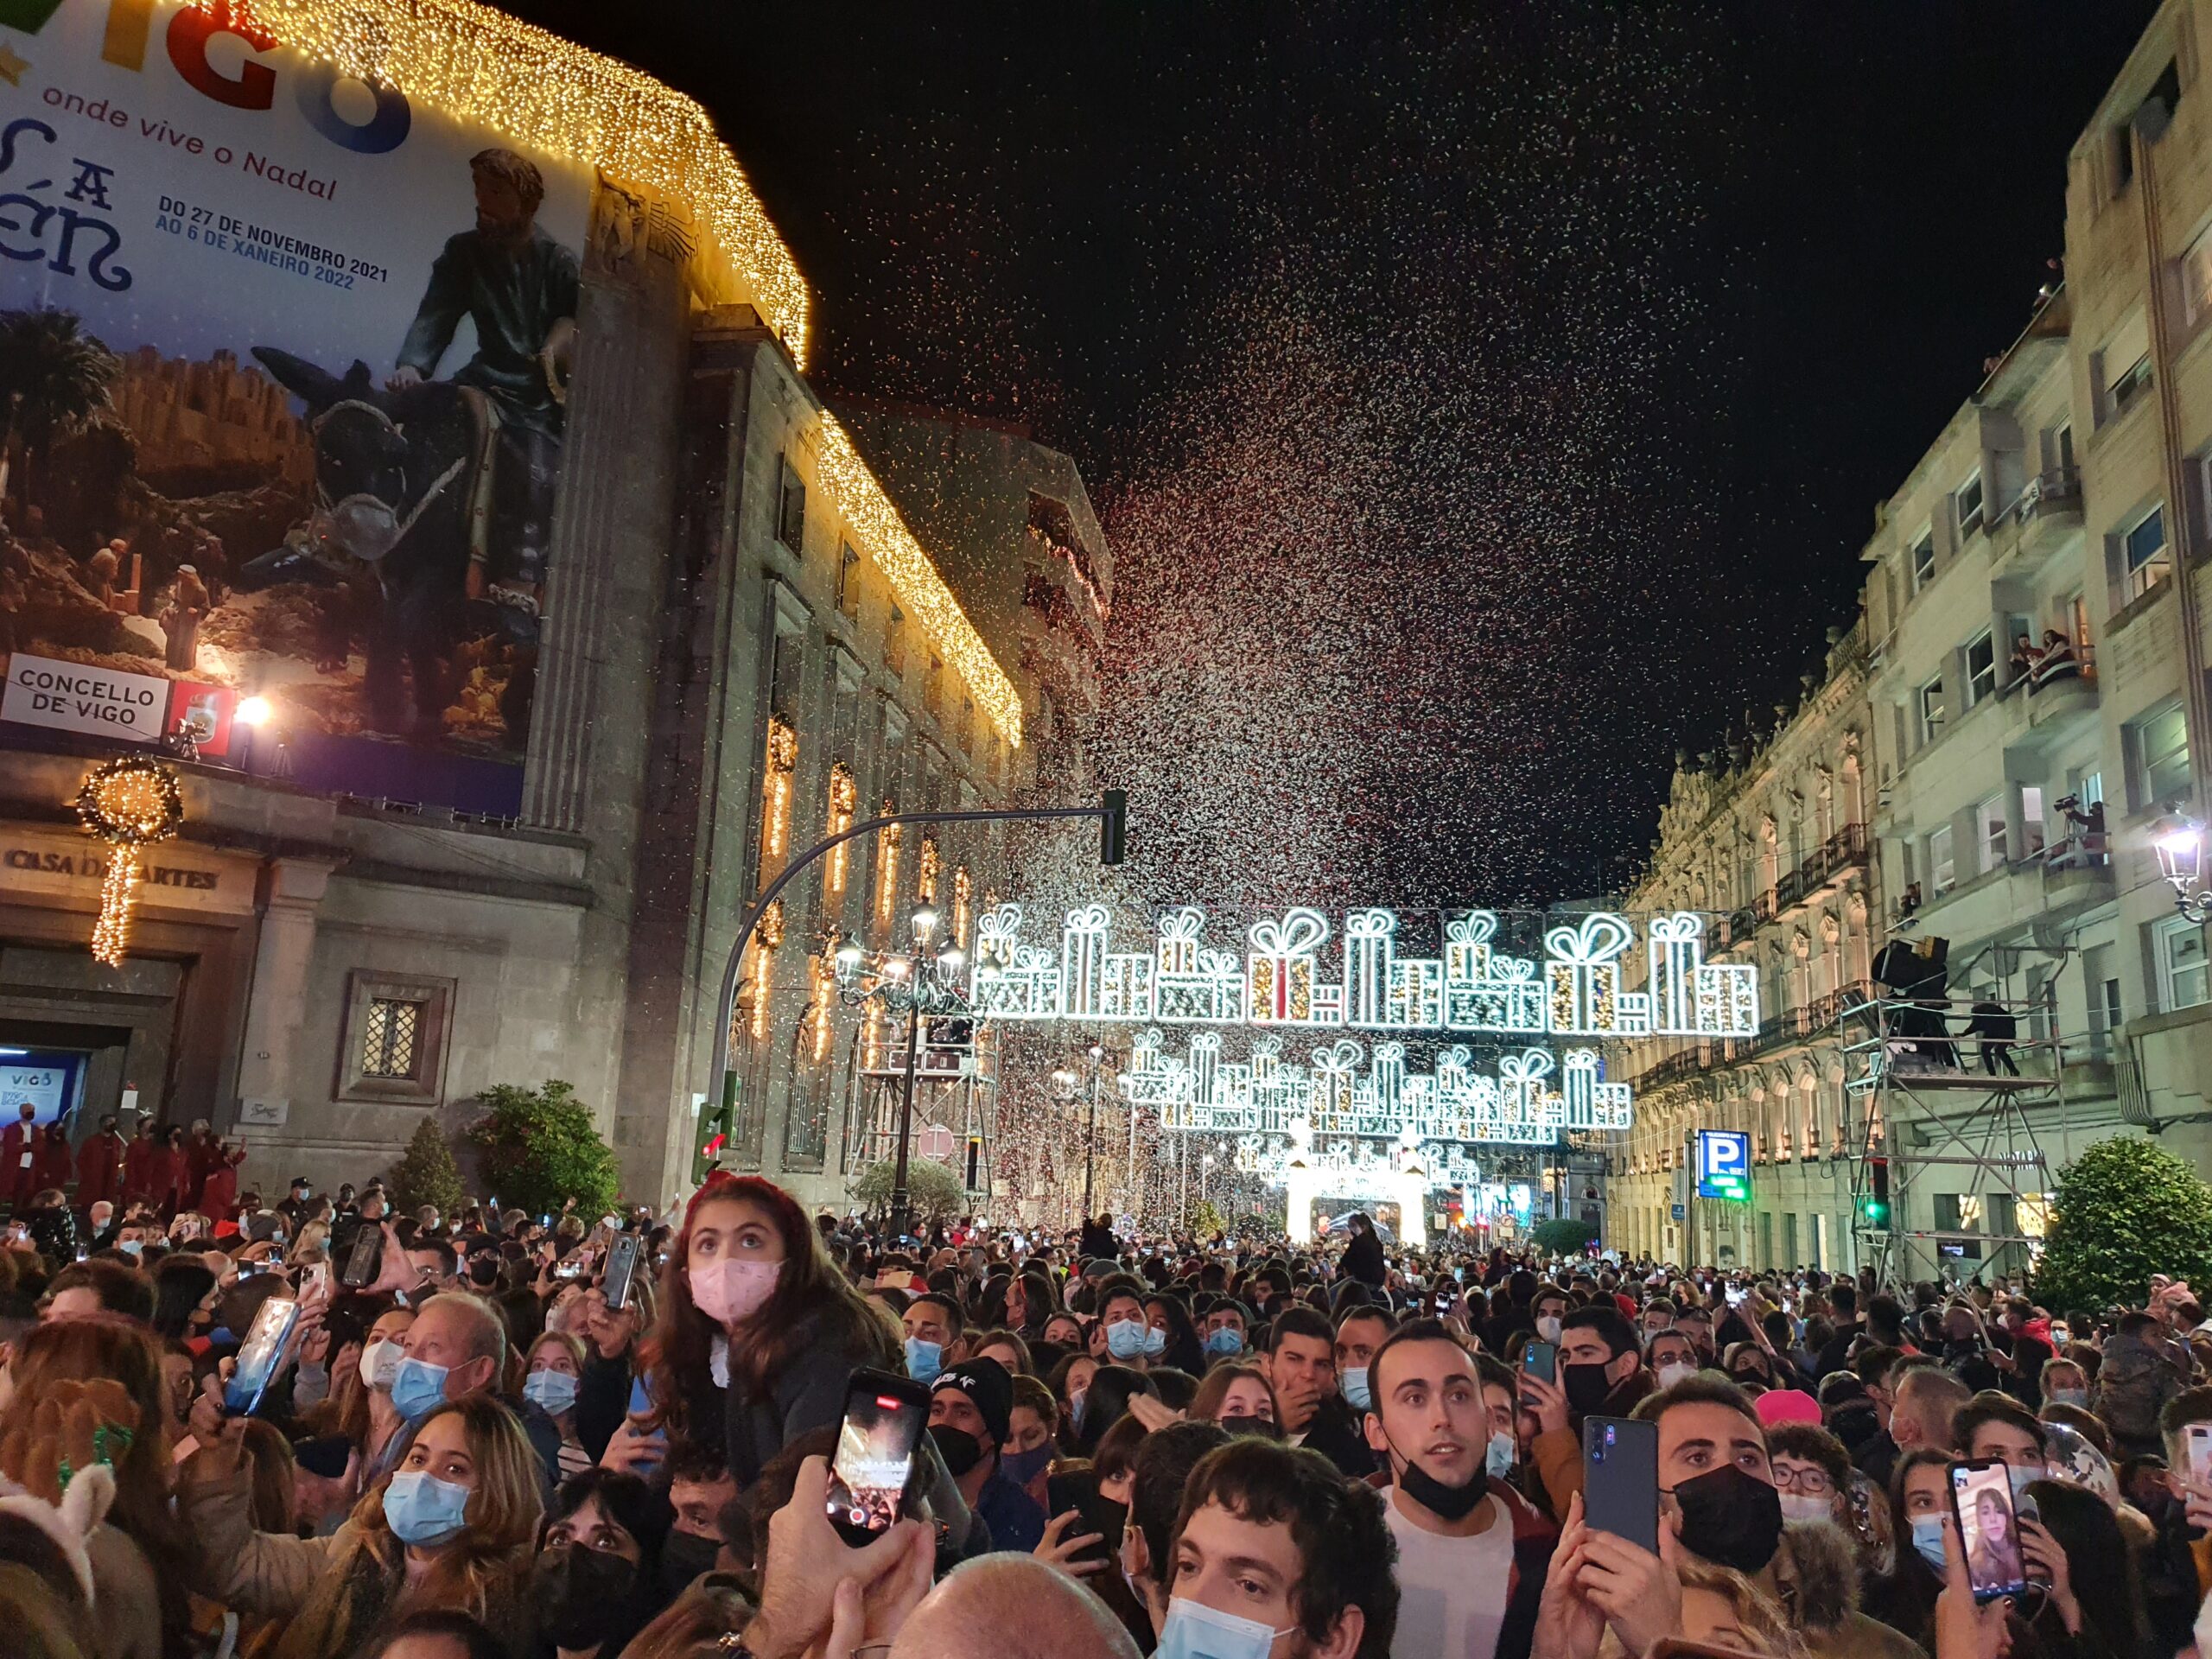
[
  {"xmin": 465, "ymin": 1080, "xmax": 620, "ymax": 1219},
  {"xmin": 385, "ymin": 1118, "xmax": 467, "ymax": 1217},
  {"xmin": 2035, "ymin": 1135, "xmax": 2212, "ymax": 1312}
]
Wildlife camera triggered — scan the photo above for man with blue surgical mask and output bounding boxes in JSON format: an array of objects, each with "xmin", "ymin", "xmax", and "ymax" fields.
[
  {"xmin": 1159, "ymin": 1436, "xmax": 1395, "ymax": 1659},
  {"xmin": 383, "ymin": 1294, "xmax": 512, "ymax": 1478},
  {"xmin": 1202, "ymin": 1299, "xmax": 1250, "ymax": 1363},
  {"xmin": 1097, "ymin": 1281, "xmax": 1157, "ymax": 1369},
  {"xmin": 1360, "ymin": 1319, "xmax": 1554, "ymax": 1659},
  {"xmin": 903, "ymin": 1291, "xmax": 963, "ymax": 1381},
  {"xmin": 1333, "ymin": 1306, "xmax": 1392, "ymax": 1415}
]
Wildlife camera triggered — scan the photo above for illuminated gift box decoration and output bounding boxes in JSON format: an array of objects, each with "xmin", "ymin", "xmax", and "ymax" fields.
[
  {"xmin": 1544, "ymin": 913, "xmax": 1653, "ymax": 1036},
  {"xmin": 1122, "ymin": 1034, "xmax": 1627, "ymax": 1145},
  {"xmin": 1062, "ymin": 905, "xmax": 1111, "ymax": 1020},
  {"xmin": 971, "ymin": 904, "xmax": 1755, "ymax": 1039},
  {"xmin": 1248, "ymin": 910, "xmax": 1328, "ymax": 1024},
  {"xmin": 1102, "ymin": 950, "xmax": 1154, "ymax": 1020}
]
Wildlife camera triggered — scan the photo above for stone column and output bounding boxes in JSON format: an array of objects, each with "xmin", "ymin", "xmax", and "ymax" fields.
[{"xmin": 233, "ymin": 858, "xmax": 335, "ymax": 1126}]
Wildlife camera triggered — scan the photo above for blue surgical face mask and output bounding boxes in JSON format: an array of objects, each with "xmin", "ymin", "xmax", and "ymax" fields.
[
  {"xmin": 1142, "ymin": 1325, "xmax": 1167, "ymax": 1357},
  {"xmin": 1205, "ymin": 1327, "xmax": 1244, "ymax": 1358},
  {"xmin": 1487, "ymin": 1430, "xmax": 1516, "ymax": 1478},
  {"xmin": 2007, "ymin": 1462, "xmax": 2043, "ymax": 1516},
  {"xmin": 1001, "ymin": 1441, "xmax": 1052, "ymax": 1486},
  {"xmin": 384, "ymin": 1468, "xmax": 472, "ymax": 1546},
  {"xmin": 1911, "ymin": 1515, "xmax": 1947, "ymax": 1574},
  {"xmin": 1341, "ymin": 1366, "xmax": 1371, "ymax": 1413},
  {"xmin": 389, "ymin": 1355, "xmax": 450, "ymax": 1425},
  {"xmin": 118, "ymin": 1239, "xmax": 143, "ymax": 1257},
  {"xmin": 523, "ymin": 1370, "xmax": 578, "ymax": 1414},
  {"xmin": 2050, "ymin": 1386, "xmax": 2088, "ymax": 1410},
  {"xmin": 1155, "ymin": 1597, "xmax": 1294, "ymax": 1659},
  {"xmin": 1106, "ymin": 1319, "xmax": 1148, "ymax": 1360},
  {"xmin": 904, "ymin": 1337, "xmax": 944, "ymax": 1381}
]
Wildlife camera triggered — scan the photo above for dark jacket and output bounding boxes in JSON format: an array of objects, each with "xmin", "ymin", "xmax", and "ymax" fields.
[
  {"xmin": 576, "ymin": 1347, "xmax": 634, "ymax": 1462},
  {"xmin": 1341, "ymin": 1228, "xmax": 1387, "ymax": 1288},
  {"xmin": 1296, "ymin": 1393, "xmax": 1377, "ymax": 1479},
  {"xmin": 1491, "ymin": 1476, "xmax": 1561, "ymax": 1659},
  {"xmin": 514, "ymin": 1396, "xmax": 563, "ymax": 1504},
  {"xmin": 721, "ymin": 1311, "xmax": 899, "ymax": 1489}
]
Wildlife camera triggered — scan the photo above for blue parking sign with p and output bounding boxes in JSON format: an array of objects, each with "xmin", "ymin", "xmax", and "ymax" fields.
[{"xmin": 1696, "ymin": 1130, "xmax": 1750, "ymax": 1200}]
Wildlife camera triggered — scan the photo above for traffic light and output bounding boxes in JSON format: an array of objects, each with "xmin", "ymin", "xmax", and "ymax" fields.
[
  {"xmin": 695, "ymin": 1071, "xmax": 737, "ymax": 1183},
  {"xmin": 1100, "ymin": 788, "xmax": 1128, "ymax": 866},
  {"xmin": 1862, "ymin": 1156, "xmax": 1891, "ymax": 1227}
]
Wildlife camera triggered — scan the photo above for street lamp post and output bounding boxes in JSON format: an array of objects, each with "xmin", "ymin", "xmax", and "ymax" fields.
[
  {"xmin": 707, "ymin": 791, "xmax": 1128, "ymax": 1183},
  {"xmin": 833, "ymin": 906, "xmax": 968, "ymax": 1243},
  {"xmin": 2154, "ymin": 816, "xmax": 2212, "ymax": 922}
]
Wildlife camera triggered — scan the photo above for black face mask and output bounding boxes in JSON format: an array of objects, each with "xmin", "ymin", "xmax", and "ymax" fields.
[
  {"xmin": 1385, "ymin": 1431, "xmax": 1489, "ymax": 1521},
  {"xmin": 1563, "ymin": 1362, "xmax": 1615, "ymax": 1415},
  {"xmin": 1671, "ymin": 1465, "xmax": 1784, "ymax": 1573},
  {"xmin": 658, "ymin": 1529, "xmax": 721, "ymax": 1598},
  {"xmin": 1221, "ymin": 1414, "xmax": 1282, "ymax": 1440},
  {"xmin": 930, "ymin": 1422, "xmax": 986, "ymax": 1478},
  {"xmin": 535, "ymin": 1543, "xmax": 642, "ymax": 1649}
]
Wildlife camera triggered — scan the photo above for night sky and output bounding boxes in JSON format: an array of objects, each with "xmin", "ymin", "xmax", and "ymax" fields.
[{"xmin": 515, "ymin": 1, "xmax": 2160, "ymax": 906}]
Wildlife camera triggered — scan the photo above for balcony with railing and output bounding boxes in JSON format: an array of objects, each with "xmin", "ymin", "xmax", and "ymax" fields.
[
  {"xmin": 1732, "ymin": 824, "xmax": 1870, "ymax": 936},
  {"xmin": 2012, "ymin": 466, "xmax": 2084, "ymax": 566},
  {"xmin": 1628, "ymin": 978, "xmax": 1873, "ymax": 1090}
]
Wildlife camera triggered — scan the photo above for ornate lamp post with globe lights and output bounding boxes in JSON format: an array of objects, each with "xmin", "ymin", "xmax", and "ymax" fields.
[
  {"xmin": 833, "ymin": 906, "xmax": 969, "ymax": 1242},
  {"xmin": 2153, "ymin": 816, "xmax": 2212, "ymax": 923}
]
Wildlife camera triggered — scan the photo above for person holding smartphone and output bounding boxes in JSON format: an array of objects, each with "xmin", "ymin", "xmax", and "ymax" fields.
[
  {"xmin": 641, "ymin": 1173, "xmax": 897, "ymax": 1491},
  {"xmin": 1363, "ymin": 1318, "xmax": 1558, "ymax": 1659},
  {"xmin": 180, "ymin": 1395, "xmax": 543, "ymax": 1656}
]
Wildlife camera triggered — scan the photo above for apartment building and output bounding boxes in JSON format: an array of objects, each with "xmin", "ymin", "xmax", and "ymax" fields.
[{"xmin": 1841, "ymin": 0, "xmax": 2212, "ymax": 1274}]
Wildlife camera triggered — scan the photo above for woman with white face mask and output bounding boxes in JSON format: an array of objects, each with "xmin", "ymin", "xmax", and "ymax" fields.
[
  {"xmin": 179, "ymin": 1395, "xmax": 543, "ymax": 1659},
  {"xmin": 298, "ymin": 1304, "xmax": 414, "ymax": 1484},
  {"xmin": 639, "ymin": 1173, "xmax": 898, "ymax": 1490}
]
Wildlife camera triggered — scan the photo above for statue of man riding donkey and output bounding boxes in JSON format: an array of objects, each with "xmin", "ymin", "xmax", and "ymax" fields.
[{"xmin": 239, "ymin": 145, "xmax": 579, "ymax": 748}]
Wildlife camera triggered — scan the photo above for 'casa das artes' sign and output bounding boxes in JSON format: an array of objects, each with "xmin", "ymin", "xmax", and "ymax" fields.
[{"xmin": 969, "ymin": 906, "xmax": 1759, "ymax": 1039}]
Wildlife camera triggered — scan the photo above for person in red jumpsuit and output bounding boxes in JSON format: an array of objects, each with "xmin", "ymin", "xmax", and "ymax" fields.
[
  {"xmin": 27, "ymin": 1122, "xmax": 73, "ymax": 1200},
  {"xmin": 183, "ymin": 1119, "xmax": 217, "ymax": 1210},
  {"xmin": 198, "ymin": 1139, "xmax": 246, "ymax": 1219},
  {"xmin": 74, "ymin": 1114, "xmax": 126, "ymax": 1214},
  {"xmin": 0, "ymin": 1102, "xmax": 38, "ymax": 1211},
  {"xmin": 149, "ymin": 1124, "xmax": 188, "ymax": 1217},
  {"xmin": 120, "ymin": 1119, "xmax": 158, "ymax": 1210}
]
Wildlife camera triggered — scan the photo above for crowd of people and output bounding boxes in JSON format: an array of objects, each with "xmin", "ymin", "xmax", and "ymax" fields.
[{"xmin": 3, "ymin": 1159, "xmax": 2212, "ymax": 1659}]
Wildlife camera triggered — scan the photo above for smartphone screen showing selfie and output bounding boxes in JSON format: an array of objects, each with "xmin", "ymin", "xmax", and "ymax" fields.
[
  {"xmin": 224, "ymin": 1297, "xmax": 301, "ymax": 1416},
  {"xmin": 602, "ymin": 1234, "xmax": 643, "ymax": 1311},
  {"xmin": 2188, "ymin": 1422, "xmax": 2212, "ymax": 1488},
  {"xmin": 826, "ymin": 1369, "xmax": 931, "ymax": 1548},
  {"xmin": 1583, "ymin": 1415, "xmax": 1659, "ymax": 1554},
  {"xmin": 1949, "ymin": 1459, "xmax": 2029, "ymax": 1602}
]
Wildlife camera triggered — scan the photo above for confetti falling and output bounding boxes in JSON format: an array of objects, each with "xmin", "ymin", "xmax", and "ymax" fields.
[{"xmin": 493, "ymin": 0, "xmax": 2167, "ymax": 1215}]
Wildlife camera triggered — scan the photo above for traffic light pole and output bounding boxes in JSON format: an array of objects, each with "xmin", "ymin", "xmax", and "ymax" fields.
[{"xmin": 704, "ymin": 791, "xmax": 1128, "ymax": 1180}]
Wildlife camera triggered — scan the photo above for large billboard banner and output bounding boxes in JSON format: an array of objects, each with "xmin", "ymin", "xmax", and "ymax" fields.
[{"xmin": 0, "ymin": 0, "xmax": 590, "ymax": 810}]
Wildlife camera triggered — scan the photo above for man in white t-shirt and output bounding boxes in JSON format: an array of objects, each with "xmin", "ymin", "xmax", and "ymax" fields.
[{"xmin": 1363, "ymin": 1318, "xmax": 1556, "ymax": 1659}]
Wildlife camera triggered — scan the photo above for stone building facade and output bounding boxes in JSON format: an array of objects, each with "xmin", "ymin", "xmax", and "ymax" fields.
[
  {"xmin": 0, "ymin": 10, "xmax": 1103, "ymax": 1215},
  {"xmin": 1608, "ymin": 0, "xmax": 2212, "ymax": 1272},
  {"xmin": 1607, "ymin": 626, "xmax": 1879, "ymax": 1270}
]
